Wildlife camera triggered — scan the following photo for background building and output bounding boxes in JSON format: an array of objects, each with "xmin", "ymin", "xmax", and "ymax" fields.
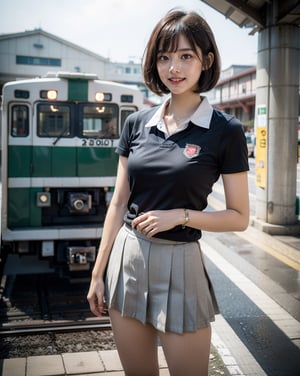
[
  {"xmin": 208, "ymin": 65, "xmax": 256, "ymax": 131},
  {"xmin": 0, "ymin": 29, "xmax": 147, "ymax": 97}
]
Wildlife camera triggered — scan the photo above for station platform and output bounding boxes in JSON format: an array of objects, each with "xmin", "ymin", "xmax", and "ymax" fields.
[
  {"xmin": 1, "ymin": 222, "xmax": 300, "ymax": 376},
  {"xmin": 1, "ymin": 346, "xmax": 167, "ymax": 375},
  {"xmin": 0, "ymin": 314, "xmax": 265, "ymax": 376}
]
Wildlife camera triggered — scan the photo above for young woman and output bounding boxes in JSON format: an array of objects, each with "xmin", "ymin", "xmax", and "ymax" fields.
[{"xmin": 87, "ymin": 9, "xmax": 249, "ymax": 376}]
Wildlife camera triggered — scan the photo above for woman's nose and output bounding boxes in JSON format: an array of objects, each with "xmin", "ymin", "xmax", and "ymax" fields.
[{"xmin": 169, "ymin": 59, "xmax": 180, "ymax": 73}]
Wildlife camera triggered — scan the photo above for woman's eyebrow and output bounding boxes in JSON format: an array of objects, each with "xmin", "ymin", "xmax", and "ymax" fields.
[{"xmin": 157, "ymin": 47, "xmax": 194, "ymax": 53}]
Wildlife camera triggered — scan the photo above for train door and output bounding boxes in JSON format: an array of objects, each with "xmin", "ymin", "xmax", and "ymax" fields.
[{"xmin": 6, "ymin": 102, "xmax": 33, "ymax": 229}]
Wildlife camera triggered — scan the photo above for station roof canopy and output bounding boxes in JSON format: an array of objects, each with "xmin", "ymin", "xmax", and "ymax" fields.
[{"xmin": 201, "ymin": 0, "xmax": 300, "ymax": 34}]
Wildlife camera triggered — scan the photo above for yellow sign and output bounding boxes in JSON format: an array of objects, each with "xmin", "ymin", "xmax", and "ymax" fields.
[
  {"xmin": 255, "ymin": 126, "xmax": 267, "ymax": 188},
  {"xmin": 255, "ymin": 105, "xmax": 267, "ymax": 188}
]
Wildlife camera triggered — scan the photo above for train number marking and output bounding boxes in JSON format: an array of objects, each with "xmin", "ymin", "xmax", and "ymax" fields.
[{"xmin": 81, "ymin": 139, "xmax": 113, "ymax": 147}]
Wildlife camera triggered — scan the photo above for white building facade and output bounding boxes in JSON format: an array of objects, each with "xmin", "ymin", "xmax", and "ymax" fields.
[{"xmin": 0, "ymin": 29, "xmax": 145, "ymax": 95}]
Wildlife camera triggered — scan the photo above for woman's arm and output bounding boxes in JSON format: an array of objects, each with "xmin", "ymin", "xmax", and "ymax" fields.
[
  {"xmin": 132, "ymin": 171, "xmax": 249, "ymax": 236},
  {"xmin": 190, "ymin": 171, "xmax": 250, "ymax": 232},
  {"xmin": 87, "ymin": 156, "xmax": 130, "ymax": 316}
]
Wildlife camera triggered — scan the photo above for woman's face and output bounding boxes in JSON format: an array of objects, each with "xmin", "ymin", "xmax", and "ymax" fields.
[{"xmin": 156, "ymin": 34, "xmax": 203, "ymax": 95}]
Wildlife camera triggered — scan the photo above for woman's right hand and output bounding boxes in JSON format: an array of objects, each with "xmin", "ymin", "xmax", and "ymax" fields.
[{"xmin": 87, "ymin": 276, "xmax": 108, "ymax": 317}]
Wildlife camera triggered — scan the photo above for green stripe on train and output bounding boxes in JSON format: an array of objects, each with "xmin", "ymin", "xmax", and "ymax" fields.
[
  {"xmin": 8, "ymin": 145, "xmax": 118, "ymax": 177},
  {"xmin": 68, "ymin": 79, "xmax": 88, "ymax": 101},
  {"xmin": 8, "ymin": 187, "xmax": 41, "ymax": 227}
]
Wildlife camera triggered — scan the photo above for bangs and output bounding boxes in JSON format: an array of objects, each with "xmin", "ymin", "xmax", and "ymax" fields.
[{"xmin": 157, "ymin": 24, "xmax": 197, "ymax": 54}]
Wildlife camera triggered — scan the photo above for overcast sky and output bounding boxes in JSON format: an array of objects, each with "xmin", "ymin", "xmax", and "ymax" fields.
[{"xmin": 1, "ymin": 0, "xmax": 258, "ymax": 70}]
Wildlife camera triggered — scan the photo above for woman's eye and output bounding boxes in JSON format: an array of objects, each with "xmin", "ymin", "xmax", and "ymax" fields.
[
  {"xmin": 181, "ymin": 54, "xmax": 192, "ymax": 60},
  {"xmin": 158, "ymin": 55, "xmax": 168, "ymax": 61}
]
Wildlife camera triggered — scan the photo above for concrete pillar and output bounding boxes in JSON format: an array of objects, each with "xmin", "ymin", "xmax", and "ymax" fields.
[{"xmin": 255, "ymin": 19, "xmax": 300, "ymax": 226}]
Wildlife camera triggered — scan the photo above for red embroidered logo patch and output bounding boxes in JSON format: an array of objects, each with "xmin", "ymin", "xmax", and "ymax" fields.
[{"xmin": 183, "ymin": 144, "xmax": 201, "ymax": 159}]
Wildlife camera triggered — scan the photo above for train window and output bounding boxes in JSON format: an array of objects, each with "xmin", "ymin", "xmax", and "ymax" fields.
[
  {"xmin": 37, "ymin": 103, "xmax": 71, "ymax": 137},
  {"xmin": 14, "ymin": 89, "xmax": 30, "ymax": 99},
  {"xmin": 120, "ymin": 108, "xmax": 135, "ymax": 131},
  {"xmin": 11, "ymin": 105, "xmax": 29, "ymax": 137},
  {"xmin": 121, "ymin": 94, "xmax": 133, "ymax": 103},
  {"xmin": 80, "ymin": 104, "xmax": 119, "ymax": 138}
]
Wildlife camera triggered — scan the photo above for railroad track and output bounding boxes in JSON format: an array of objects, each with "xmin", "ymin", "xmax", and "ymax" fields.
[
  {"xmin": 0, "ymin": 317, "xmax": 111, "ymax": 336},
  {"xmin": 0, "ymin": 273, "xmax": 111, "ymax": 336}
]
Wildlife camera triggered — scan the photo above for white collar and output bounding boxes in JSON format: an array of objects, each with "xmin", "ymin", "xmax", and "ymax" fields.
[{"xmin": 145, "ymin": 96, "xmax": 213, "ymax": 130}]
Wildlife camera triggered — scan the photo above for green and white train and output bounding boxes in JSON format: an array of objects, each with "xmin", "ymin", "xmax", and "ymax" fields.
[{"xmin": 0, "ymin": 72, "xmax": 144, "ymax": 277}]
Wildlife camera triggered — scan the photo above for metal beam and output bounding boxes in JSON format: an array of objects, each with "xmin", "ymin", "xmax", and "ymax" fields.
[
  {"xmin": 277, "ymin": 0, "xmax": 300, "ymax": 24},
  {"xmin": 225, "ymin": 0, "xmax": 265, "ymax": 27}
]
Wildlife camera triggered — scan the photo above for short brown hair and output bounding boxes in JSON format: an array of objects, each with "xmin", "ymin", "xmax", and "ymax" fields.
[{"xmin": 143, "ymin": 9, "xmax": 221, "ymax": 96}]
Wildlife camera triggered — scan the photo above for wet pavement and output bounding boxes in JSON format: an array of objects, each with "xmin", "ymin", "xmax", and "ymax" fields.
[{"xmin": 202, "ymin": 225, "xmax": 300, "ymax": 376}]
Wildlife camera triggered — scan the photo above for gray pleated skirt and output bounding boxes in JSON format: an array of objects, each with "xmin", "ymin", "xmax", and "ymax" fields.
[{"xmin": 105, "ymin": 224, "xmax": 219, "ymax": 334}]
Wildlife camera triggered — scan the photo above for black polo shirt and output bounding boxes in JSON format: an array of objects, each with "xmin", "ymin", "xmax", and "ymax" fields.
[{"xmin": 117, "ymin": 100, "xmax": 249, "ymax": 242}]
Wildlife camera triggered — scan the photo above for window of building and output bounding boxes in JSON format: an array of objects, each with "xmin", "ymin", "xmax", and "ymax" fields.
[{"xmin": 16, "ymin": 55, "xmax": 61, "ymax": 66}]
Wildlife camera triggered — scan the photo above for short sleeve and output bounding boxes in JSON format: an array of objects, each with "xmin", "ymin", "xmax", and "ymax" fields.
[
  {"xmin": 116, "ymin": 113, "xmax": 136, "ymax": 157},
  {"xmin": 219, "ymin": 118, "xmax": 249, "ymax": 174}
]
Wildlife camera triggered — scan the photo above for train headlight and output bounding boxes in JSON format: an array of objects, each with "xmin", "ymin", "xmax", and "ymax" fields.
[
  {"xmin": 47, "ymin": 90, "xmax": 58, "ymax": 100},
  {"xmin": 95, "ymin": 92, "xmax": 112, "ymax": 102},
  {"xmin": 95, "ymin": 92, "xmax": 104, "ymax": 101},
  {"xmin": 40, "ymin": 90, "xmax": 58, "ymax": 100},
  {"xmin": 36, "ymin": 192, "xmax": 51, "ymax": 207}
]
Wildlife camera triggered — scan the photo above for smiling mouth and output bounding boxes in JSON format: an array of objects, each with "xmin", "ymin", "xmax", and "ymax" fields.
[{"xmin": 168, "ymin": 77, "xmax": 185, "ymax": 84}]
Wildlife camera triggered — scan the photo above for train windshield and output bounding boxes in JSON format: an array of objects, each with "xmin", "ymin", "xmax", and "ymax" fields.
[
  {"xmin": 37, "ymin": 103, "xmax": 72, "ymax": 137},
  {"xmin": 35, "ymin": 102, "xmax": 119, "ymax": 139},
  {"xmin": 81, "ymin": 104, "xmax": 119, "ymax": 138}
]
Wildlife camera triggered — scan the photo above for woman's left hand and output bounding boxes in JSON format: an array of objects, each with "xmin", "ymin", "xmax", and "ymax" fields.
[{"xmin": 131, "ymin": 209, "xmax": 182, "ymax": 237}]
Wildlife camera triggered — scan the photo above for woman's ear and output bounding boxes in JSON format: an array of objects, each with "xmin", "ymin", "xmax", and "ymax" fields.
[{"xmin": 203, "ymin": 52, "xmax": 214, "ymax": 70}]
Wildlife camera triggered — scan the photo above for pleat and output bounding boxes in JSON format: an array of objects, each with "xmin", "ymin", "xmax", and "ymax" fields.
[
  {"xmin": 147, "ymin": 242, "xmax": 173, "ymax": 332},
  {"xmin": 184, "ymin": 244, "xmax": 197, "ymax": 331},
  {"xmin": 121, "ymin": 235, "xmax": 150, "ymax": 323},
  {"xmin": 165, "ymin": 247, "xmax": 185, "ymax": 333},
  {"xmin": 184, "ymin": 242, "xmax": 217, "ymax": 331},
  {"xmin": 105, "ymin": 227, "xmax": 127, "ymax": 308},
  {"xmin": 198, "ymin": 244, "xmax": 220, "ymax": 317}
]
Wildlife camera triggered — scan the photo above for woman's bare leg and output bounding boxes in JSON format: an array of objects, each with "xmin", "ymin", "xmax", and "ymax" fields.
[
  {"xmin": 159, "ymin": 325, "xmax": 211, "ymax": 376},
  {"xmin": 109, "ymin": 308, "xmax": 159, "ymax": 376}
]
